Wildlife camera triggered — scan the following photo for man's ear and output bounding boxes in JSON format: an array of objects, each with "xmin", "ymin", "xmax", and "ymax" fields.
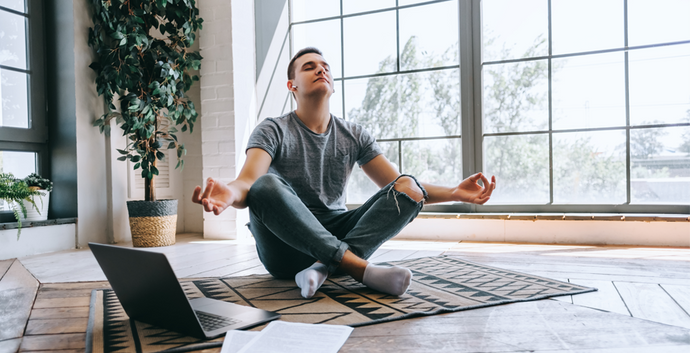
[{"xmin": 287, "ymin": 80, "xmax": 297, "ymax": 91}]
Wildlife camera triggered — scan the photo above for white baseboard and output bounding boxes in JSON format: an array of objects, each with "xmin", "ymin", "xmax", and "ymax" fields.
[
  {"xmin": 397, "ymin": 218, "xmax": 690, "ymax": 247},
  {"xmin": 0, "ymin": 224, "xmax": 76, "ymax": 260}
]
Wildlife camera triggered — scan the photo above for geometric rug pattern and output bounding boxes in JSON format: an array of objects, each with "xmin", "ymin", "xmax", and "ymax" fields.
[{"xmin": 86, "ymin": 256, "xmax": 596, "ymax": 353}]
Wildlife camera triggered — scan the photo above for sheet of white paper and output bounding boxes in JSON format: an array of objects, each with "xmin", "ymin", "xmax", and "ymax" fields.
[
  {"xmin": 236, "ymin": 321, "xmax": 354, "ymax": 353},
  {"xmin": 220, "ymin": 331, "xmax": 261, "ymax": 353}
]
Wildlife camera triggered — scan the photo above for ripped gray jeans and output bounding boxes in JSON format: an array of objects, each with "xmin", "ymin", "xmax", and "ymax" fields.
[{"xmin": 247, "ymin": 173, "xmax": 427, "ymax": 279}]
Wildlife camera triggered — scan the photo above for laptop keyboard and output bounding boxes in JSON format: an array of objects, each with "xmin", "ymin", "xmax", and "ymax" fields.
[{"xmin": 195, "ymin": 310, "xmax": 241, "ymax": 331}]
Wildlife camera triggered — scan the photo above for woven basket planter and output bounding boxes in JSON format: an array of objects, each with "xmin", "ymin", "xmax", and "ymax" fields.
[{"xmin": 126, "ymin": 199, "xmax": 178, "ymax": 247}]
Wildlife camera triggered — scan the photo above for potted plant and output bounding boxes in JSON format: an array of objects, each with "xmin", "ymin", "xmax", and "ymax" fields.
[
  {"xmin": 20, "ymin": 173, "xmax": 53, "ymax": 222},
  {"xmin": 0, "ymin": 173, "xmax": 42, "ymax": 239},
  {"xmin": 88, "ymin": 0, "xmax": 203, "ymax": 247}
]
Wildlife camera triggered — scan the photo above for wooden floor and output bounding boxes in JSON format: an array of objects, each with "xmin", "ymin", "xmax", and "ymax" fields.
[{"xmin": 1, "ymin": 233, "xmax": 690, "ymax": 352}]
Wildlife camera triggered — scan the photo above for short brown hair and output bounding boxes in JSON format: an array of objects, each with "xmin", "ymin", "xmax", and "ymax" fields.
[{"xmin": 287, "ymin": 47, "xmax": 323, "ymax": 80}]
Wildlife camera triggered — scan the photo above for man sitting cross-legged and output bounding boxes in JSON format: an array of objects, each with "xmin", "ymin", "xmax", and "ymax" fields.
[{"xmin": 192, "ymin": 47, "xmax": 496, "ymax": 299}]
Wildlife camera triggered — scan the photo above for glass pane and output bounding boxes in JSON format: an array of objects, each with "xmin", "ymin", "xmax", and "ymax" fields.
[
  {"xmin": 343, "ymin": 11, "xmax": 397, "ymax": 77},
  {"xmin": 343, "ymin": 0, "xmax": 396, "ymax": 15},
  {"xmin": 346, "ymin": 141, "xmax": 398, "ymax": 203},
  {"xmin": 552, "ymin": 52, "xmax": 626, "ymax": 130},
  {"xmin": 0, "ymin": 11, "xmax": 27, "ymax": 70},
  {"xmin": 482, "ymin": 0, "xmax": 548, "ymax": 62},
  {"xmin": 553, "ymin": 130, "xmax": 626, "ymax": 204},
  {"xmin": 0, "ymin": 150, "xmax": 36, "ymax": 177},
  {"xmin": 0, "ymin": 150, "xmax": 35, "ymax": 211},
  {"xmin": 484, "ymin": 134, "xmax": 549, "ymax": 204},
  {"xmin": 631, "ymin": 127, "xmax": 690, "ymax": 204},
  {"xmin": 629, "ymin": 0, "xmax": 690, "ymax": 47},
  {"xmin": 398, "ymin": 1, "xmax": 459, "ymax": 71},
  {"xmin": 0, "ymin": 0, "xmax": 24, "ymax": 13},
  {"xmin": 402, "ymin": 138, "xmax": 462, "ymax": 187},
  {"xmin": 290, "ymin": 0, "xmax": 340, "ymax": 22},
  {"xmin": 292, "ymin": 19, "xmax": 342, "ymax": 79},
  {"xmin": 629, "ymin": 44, "xmax": 690, "ymax": 126},
  {"xmin": 345, "ymin": 69, "xmax": 460, "ymax": 139},
  {"xmin": 551, "ymin": 0, "xmax": 623, "ymax": 55},
  {"xmin": 331, "ymin": 80, "xmax": 343, "ymax": 118},
  {"xmin": 483, "ymin": 60, "xmax": 548, "ymax": 133},
  {"xmin": 0, "ymin": 69, "xmax": 29, "ymax": 128}
]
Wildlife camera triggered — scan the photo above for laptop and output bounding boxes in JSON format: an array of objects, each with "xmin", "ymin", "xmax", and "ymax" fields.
[{"xmin": 89, "ymin": 242, "xmax": 280, "ymax": 339}]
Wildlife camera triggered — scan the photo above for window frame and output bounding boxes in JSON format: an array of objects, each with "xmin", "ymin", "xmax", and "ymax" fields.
[
  {"xmin": 0, "ymin": 0, "xmax": 49, "ymax": 221},
  {"xmin": 262, "ymin": 0, "xmax": 690, "ymax": 214}
]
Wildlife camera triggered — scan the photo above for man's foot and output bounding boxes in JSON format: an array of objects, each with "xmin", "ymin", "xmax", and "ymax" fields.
[
  {"xmin": 295, "ymin": 263, "xmax": 328, "ymax": 298},
  {"xmin": 362, "ymin": 264, "xmax": 412, "ymax": 296}
]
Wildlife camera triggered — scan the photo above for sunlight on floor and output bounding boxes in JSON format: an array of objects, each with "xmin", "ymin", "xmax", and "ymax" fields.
[
  {"xmin": 448, "ymin": 242, "xmax": 596, "ymax": 253},
  {"xmin": 189, "ymin": 237, "xmax": 257, "ymax": 245},
  {"xmin": 543, "ymin": 247, "xmax": 690, "ymax": 261}
]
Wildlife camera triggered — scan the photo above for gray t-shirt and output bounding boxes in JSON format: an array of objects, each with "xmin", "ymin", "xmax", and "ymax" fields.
[{"xmin": 246, "ymin": 111, "xmax": 382, "ymax": 213}]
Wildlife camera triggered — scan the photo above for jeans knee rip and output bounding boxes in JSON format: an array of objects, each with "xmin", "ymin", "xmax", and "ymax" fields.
[{"xmin": 387, "ymin": 183, "xmax": 423, "ymax": 214}]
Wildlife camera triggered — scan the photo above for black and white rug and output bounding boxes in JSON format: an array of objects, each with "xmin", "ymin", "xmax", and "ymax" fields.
[{"xmin": 86, "ymin": 256, "xmax": 596, "ymax": 352}]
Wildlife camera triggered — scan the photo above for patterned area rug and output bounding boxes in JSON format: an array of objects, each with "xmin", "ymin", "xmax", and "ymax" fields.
[{"xmin": 86, "ymin": 256, "xmax": 596, "ymax": 353}]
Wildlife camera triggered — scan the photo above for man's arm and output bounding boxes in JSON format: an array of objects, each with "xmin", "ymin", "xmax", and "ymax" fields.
[
  {"xmin": 360, "ymin": 154, "xmax": 401, "ymax": 188},
  {"xmin": 420, "ymin": 173, "xmax": 496, "ymax": 205},
  {"xmin": 360, "ymin": 154, "xmax": 496, "ymax": 205},
  {"xmin": 191, "ymin": 148, "xmax": 272, "ymax": 213}
]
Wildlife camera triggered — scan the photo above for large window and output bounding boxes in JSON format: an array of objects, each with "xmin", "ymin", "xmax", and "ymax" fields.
[
  {"xmin": 0, "ymin": 0, "xmax": 47, "ymax": 214},
  {"xmin": 481, "ymin": 0, "xmax": 690, "ymax": 212},
  {"xmin": 262, "ymin": 0, "xmax": 690, "ymax": 213},
  {"xmin": 289, "ymin": 0, "xmax": 463, "ymax": 203}
]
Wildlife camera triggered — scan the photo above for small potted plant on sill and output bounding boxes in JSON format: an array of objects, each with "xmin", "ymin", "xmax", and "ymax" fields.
[
  {"xmin": 0, "ymin": 173, "xmax": 42, "ymax": 239},
  {"xmin": 88, "ymin": 0, "xmax": 203, "ymax": 247},
  {"xmin": 21, "ymin": 173, "xmax": 53, "ymax": 222}
]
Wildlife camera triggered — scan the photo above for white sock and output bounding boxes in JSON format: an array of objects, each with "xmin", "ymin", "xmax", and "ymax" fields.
[
  {"xmin": 362, "ymin": 264, "xmax": 412, "ymax": 296},
  {"xmin": 295, "ymin": 263, "xmax": 328, "ymax": 299}
]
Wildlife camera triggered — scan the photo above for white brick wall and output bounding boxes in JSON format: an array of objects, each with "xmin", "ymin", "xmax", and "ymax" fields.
[{"xmin": 198, "ymin": 0, "xmax": 257, "ymax": 239}]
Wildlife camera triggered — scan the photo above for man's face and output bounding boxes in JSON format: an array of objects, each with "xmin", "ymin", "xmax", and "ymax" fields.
[{"xmin": 289, "ymin": 53, "xmax": 334, "ymax": 99}]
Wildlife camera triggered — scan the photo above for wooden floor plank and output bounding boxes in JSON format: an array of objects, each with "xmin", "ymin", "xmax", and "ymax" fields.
[
  {"xmin": 369, "ymin": 249, "xmax": 417, "ymax": 263},
  {"xmin": 19, "ymin": 333, "xmax": 85, "ymax": 351},
  {"xmin": 661, "ymin": 284, "xmax": 690, "ymax": 317},
  {"xmin": 35, "ymin": 288, "xmax": 93, "ymax": 300},
  {"xmin": 571, "ymin": 279, "xmax": 631, "ymax": 316},
  {"xmin": 0, "ymin": 259, "xmax": 13, "ymax": 281},
  {"xmin": 615, "ymin": 281, "xmax": 690, "ymax": 329},
  {"xmin": 185, "ymin": 255, "xmax": 263, "ymax": 277},
  {"xmin": 177, "ymin": 251, "xmax": 260, "ymax": 277},
  {"xmin": 401, "ymin": 250, "xmax": 446, "ymax": 260},
  {"xmin": 230, "ymin": 265, "xmax": 270, "ymax": 277},
  {"xmin": 342, "ymin": 300, "xmax": 690, "ymax": 352},
  {"xmin": 0, "ymin": 260, "xmax": 39, "ymax": 341},
  {"xmin": 0, "ymin": 337, "xmax": 21, "ymax": 353},
  {"xmin": 24, "ymin": 318, "xmax": 88, "ymax": 335},
  {"xmin": 32, "ymin": 297, "xmax": 90, "ymax": 309},
  {"xmin": 367, "ymin": 248, "xmax": 392, "ymax": 262},
  {"xmin": 29, "ymin": 307, "xmax": 90, "ymax": 320}
]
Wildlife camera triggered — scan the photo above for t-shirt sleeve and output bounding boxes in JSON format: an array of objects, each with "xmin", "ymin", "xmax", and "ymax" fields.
[
  {"xmin": 246, "ymin": 118, "xmax": 280, "ymax": 159},
  {"xmin": 356, "ymin": 127, "xmax": 383, "ymax": 166}
]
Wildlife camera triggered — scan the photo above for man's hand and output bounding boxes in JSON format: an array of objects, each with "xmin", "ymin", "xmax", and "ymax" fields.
[
  {"xmin": 192, "ymin": 178, "xmax": 233, "ymax": 215},
  {"xmin": 450, "ymin": 173, "xmax": 496, "ymax": 205}
]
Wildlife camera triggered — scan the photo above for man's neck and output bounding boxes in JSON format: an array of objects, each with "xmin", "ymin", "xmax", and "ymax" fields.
[{"xmin": 294, "ymin": 98, "xmax": 331, "ymax": 134}]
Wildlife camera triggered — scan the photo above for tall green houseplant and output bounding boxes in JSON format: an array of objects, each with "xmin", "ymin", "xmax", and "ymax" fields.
[{"xmin": 88, "ymin": 0, "xmax": 203, "ymax": 201}]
